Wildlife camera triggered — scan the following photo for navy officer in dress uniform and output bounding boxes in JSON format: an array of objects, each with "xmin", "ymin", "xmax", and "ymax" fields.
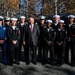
[
  {"xmin": 0, "ymin": 16, "xmax": 7, "ymax": 65},
  {"xmin": 7, "ymin": 18, "xmax": 20, "ymax": 66},
  {"xmin": 38, "ymin": 16, "xmax": 46, "ymax": 64},
  {"xmin": 18, "ymin": 16, "xmax": 26, "ymax": 61},
  {"xmin": 5, "ymin": 17, "xmax": 10, "ymax": 64}
]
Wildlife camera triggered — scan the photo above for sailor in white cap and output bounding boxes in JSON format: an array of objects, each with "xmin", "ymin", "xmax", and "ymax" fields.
[
  {"xmin": 53, "ymin": 15, "xmax": 60, "ymax": 30},
  {"xmin": 43, "ymin": 19, "xmax": 56, "ymax": 65},
  {"xmin": 55, "ymin": 19, "xmax": 67, "ymax": 67},
  {"xmin": 7, "ymin": 17, "xmax": 20, "ymax": 65},
  {"xmin": 65, "ymin": 14, "xmax": 75, "ymax": 66}
]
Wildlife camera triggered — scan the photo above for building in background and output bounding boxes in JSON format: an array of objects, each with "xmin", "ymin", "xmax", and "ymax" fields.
[{"xmin": 19, "ymin": 0, "xmax": 25, "ymax": 15}]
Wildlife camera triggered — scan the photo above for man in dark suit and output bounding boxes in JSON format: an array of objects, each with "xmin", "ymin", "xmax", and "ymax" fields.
[
  {"xmin": 23, "ymin": 17, "xmax": 40, "ymax": 65},
  {"xmin": 7, "ymin": 18, "xmax": 20, "ymax": 66}
]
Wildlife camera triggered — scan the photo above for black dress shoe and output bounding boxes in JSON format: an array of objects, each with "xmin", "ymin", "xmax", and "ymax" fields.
[
  {"xmin": 26, "ymin": 62, "xmax": 30, "ymax": 65},
  {"xmin": 33, "ymin": 62, "xmax": 36, "ymax": 65},
  {"xmin": 71, "ymin": 64, "xmax": 75, "ymax": 67},
  {"xmin": 9, "ymin": 63, "xmax": 13, "ymax": 66},
  {"xmin": 57, "ymin": 64, "xmax": 62, "ymax": 67},
  {"xmin": 54, "ymin": 62, "xmax": 58, "ymax": 66},
  {"xmin": 49, "ymin": 61, "xmax": 55, "ymax": 66},
  {"xmin": 15, "ymin": 61, "xmax": 20, "ymax": 65},
  {"xmin": 42, "ymin": 62, "xmax": 46, "ymax": 65},
  {"xmin": 3, "ymin": 63, "xmax": 8, "ymax": 65}
]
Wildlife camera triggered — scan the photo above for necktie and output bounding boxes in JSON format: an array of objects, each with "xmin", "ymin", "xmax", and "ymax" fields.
[{"xmin": 30, "ymin": 25, "xmax": 32, "ymax": 32}]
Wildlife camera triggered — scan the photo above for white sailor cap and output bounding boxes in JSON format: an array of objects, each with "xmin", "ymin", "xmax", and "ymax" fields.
[
  {"xmin": 5, "ymin": 17, "xmax": 10, "ymax": 21},
  {"xmin": 68, "ymin": 15, "xmax": 75, "ymax": 18},
  {"xmin": 39, "ymin": 16, "xmax": 46, "ymax": 20},
  {"xmin": 46, "ymin": 20, "xmax": 52, "ymax": 23},
  {"xmin": 11, "ymin": 18, "xmax": 17, "ymax": 21},
  {"xmin": 0, "ymin": 16, "xmax": 3, "ymax": 20},
  {"xmin": 19, "ymin": 16, "xmax": 26, "ymax": 18},
  {"xmin": 58, "ymin": 20, "xmax": 64, "ymax": 23},
  {"xmin": 53, "ymin": 15, "xmax": 60, "ymax": 18}
]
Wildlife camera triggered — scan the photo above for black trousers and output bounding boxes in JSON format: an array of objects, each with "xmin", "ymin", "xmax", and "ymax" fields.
[
  {"xmin": 9, "ymin": 43, "xmax": 19, "ymax": 64},
  {"xmin": 25, "ymin": 44, "xmax": 37, "ymax": 63},
  {"xmin": 56, "ymin": 43, "xmax": 66, "ymax": 65},
  {"xmin": 54, "ymin": 41, "xmax": 57, "ymax": 63},
  {"xmin": 43, "ymin": 43, "xmax": 55, "ymax": 64},
  {"xmin": 6, "ymin": 40, "xmax": 10, "ymax": 63},
  {"xmin": 38, "ymin": 42, "xmax": 44, "ymax": 62},
  {"xmin": 71, "ymin": 41, "xmax": 75, "ymax": 66},
  {"xmin": 65, "ymin": 41, "xmax": 72, "ymax": 64},
  {"xmin": 0, "ymin": 41, "xmax": 7, "ymax": 64},
  {"xmin": 19, "ymin": 40, "xmax": 25, "ymax": 60}
]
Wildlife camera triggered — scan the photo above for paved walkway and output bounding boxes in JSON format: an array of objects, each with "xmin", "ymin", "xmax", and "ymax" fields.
[
  {"xmin": 0, "ymin": 62, "xmax": 75, "ymax": 75},
  {"xmin": 0, "ymin": 49, "xmax": 74, "ymax": 75}
]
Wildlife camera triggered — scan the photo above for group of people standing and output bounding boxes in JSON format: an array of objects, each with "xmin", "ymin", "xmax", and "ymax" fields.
[{"xmin": 0, "ymin": 14, "xmax": 75, "ymax": 67}]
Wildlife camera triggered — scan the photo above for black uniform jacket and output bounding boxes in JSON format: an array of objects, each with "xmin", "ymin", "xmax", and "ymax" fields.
[
  {"xmin": 55, "ymin": 27, "xmax": 67, "ymax": 43},
  {"xmin": 43, "ymin": 27, "xmax": 56, "ymax": 45},
  {"xmin": 7, "ymin": 26, "xmax": 20, "ymax": 43}
]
